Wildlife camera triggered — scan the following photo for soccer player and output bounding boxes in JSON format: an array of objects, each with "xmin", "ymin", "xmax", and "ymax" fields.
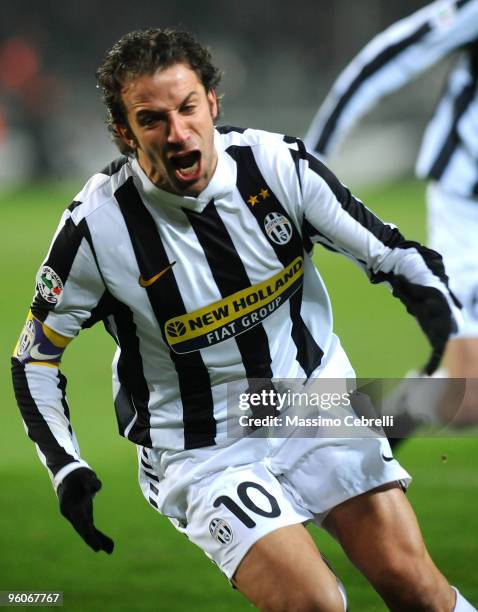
[
  {"xmin": 305, "ymin": 0, "xmax": 478, "ymax": 437},
  {"xmin": 12, "ymin": 28, "xmax": 476, "ymax": 611}
]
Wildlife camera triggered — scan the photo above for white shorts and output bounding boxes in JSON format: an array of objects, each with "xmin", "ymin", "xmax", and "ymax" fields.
[
  {"xmin": 138, "ymin": 436, "xmax": 410, "ymax": 579},
  {"xmin": 427, "ymin": 182, "xmax": 478, "ymax": 337},
  {"xmin": 137, "ymin": 341, "xmax": 411, "ymax": 579}
]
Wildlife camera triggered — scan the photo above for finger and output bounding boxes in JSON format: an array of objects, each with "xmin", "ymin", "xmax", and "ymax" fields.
[
  {"xmin": 76, "ymin": 521, "xmax": 114, "ymax": 553},
  {"xmin": 94, "ymin": 528, "xmax": 115, "ymax": 554},
  {"xmin": 68, "ymin": 514, "xmax": 102, "ymax": 551},
  {"xmin": 82, "ymin": 527, "xmax": 104, "ymax": 552},
  {"xmin": 67, "ymin": 502, "xmax": 113, "ymax": 553},
  {"xmin": 66, "ymin": 498, "xmax": 97, "ymax": 543},
  {"xmin": 71, "ymin": 517, "xmax": 109, "ymax": 553}
]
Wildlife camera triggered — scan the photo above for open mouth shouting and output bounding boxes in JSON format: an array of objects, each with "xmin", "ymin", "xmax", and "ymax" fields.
[{"xmin": 170, "ymin": 150, "xmax": 202, "ymax": 184}]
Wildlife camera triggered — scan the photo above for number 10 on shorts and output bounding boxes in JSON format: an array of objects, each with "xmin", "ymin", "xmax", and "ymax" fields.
[{"xmin": 214, "ymin": 481, "xmax": 281, "ymax": 528}]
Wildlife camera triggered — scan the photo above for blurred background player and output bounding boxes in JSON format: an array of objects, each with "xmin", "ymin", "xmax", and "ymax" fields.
[
  {"xmin": 305, "ymin": 0, "xmax": 478, "ymax": 441},
  {"xmin": 0, "ymin": 34, "xmax": 62, "ymax": 180}
]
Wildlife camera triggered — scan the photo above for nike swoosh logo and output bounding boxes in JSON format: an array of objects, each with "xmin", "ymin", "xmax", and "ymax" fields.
[
  {"xmin": 382, "ymin": 454, "xmax": 394, "ymax": 462},
  {"xmin": 139, "ymin": 261, "xmax": 176, "ymax": 288},
  {"xmin": 30, "ymin": 343, "xmax": 62, "ymax": 361}
]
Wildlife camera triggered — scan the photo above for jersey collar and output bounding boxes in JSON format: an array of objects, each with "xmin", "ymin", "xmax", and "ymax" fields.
[{"xmin": 130, "ymin": 129, "xmax": 236, "ymax": 212}]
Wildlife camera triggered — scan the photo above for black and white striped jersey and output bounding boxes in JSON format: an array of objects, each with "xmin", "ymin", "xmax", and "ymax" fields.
[
  {"xmin": 305, "ymin": 0, "xmax": 478, "ymax": 198},
  {"xmin": 11, "ymin": 126, "xmax": 460, "ymax": 486}
]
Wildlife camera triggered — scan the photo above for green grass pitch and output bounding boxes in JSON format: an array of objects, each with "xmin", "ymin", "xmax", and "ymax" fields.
[{"xmin": 1, "ymin": 180, "xmax": 477, "ymax": 611}]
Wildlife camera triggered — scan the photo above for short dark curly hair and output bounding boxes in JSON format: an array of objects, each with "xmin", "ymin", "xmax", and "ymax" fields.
[{"xmin": 96, "ymin": 28, "xmax": 222, "ymax": 154}]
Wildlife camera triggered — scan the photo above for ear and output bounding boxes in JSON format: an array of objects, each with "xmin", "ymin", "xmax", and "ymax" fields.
[
  {"xmin": 207, "ymin": 90, "xmax": 218, "ymax": 120},
  {"xmin": 115, "ymin": 123, "xmax": 137, "ymax": 151}
]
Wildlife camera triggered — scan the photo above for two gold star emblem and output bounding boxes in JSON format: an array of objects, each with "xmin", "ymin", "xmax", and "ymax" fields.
[{"xmin": 247, "ymin": 188, "xmax": 270, "ymax": 207}]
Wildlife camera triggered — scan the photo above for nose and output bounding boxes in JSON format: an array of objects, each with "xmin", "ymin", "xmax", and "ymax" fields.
[{"xmin": 167, "ymin": 113, "xmax": 188, "ymax": 146}]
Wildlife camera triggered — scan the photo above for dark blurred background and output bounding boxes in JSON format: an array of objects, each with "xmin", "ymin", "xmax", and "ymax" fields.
[{"xmin": 0, "ymin": 0, "xmax": 450, "ymax": 186}]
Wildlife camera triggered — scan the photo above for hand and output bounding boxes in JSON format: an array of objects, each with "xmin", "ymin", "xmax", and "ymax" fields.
[
  {"xmin": 57, "ymin": 468, "xmax": 114, "ymax": 553},
  {"xmin": 391, "ymin": 277, "xmax": 458, "ymax": 376}
]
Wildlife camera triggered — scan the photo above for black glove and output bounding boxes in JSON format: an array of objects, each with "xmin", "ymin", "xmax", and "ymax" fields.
[
  {"xmin": 391, "ymin": 276, "xmax": 458, "ymax": 376},
  {"xmin": 57, "ymin": 468, "xmax": 114, "ymax": 554}
]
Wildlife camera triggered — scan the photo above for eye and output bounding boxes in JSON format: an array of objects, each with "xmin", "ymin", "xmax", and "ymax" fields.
[
  {"xmin": 141, "ymin": 116, "xmax": 158, "ymax": 127},
  {"xmin": 137, "ymin": 112, "xmax": 164, "ymax": 127},
  {"xmin": 182, "ymin": 104, "xmax": 196, "ymax": 114}
]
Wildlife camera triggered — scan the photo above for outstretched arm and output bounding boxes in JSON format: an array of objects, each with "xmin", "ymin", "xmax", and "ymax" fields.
[
  {"xmin": 286, "ymin": 137, "xmax": 462, "ymax": 373},
  {"xmin": 11, "ymin": 207, "xmax": 114, "ymax": 553}
]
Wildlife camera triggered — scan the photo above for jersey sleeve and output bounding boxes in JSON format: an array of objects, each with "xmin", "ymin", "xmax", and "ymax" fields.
[
  {"xmin": 11, "ymin": 208, "xmax": 107, "ymax": 490},
  {"xmin": 288, "ymin": 139, "xmax": 462, "ymax": 328},
  {"xmin": 305, "ymin": 0, "xmax": 478, "ymax": 156}
]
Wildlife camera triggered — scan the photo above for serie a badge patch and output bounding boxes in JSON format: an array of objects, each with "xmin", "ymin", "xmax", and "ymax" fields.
[{"xmin": 36, "ymin": 266, "xmax": 64, "ymax": 305}]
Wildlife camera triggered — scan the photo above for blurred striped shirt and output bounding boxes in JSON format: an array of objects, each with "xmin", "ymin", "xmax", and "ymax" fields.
[{"xmin": 305, "ymin": 0, "xmax": 478, "ymax": 198}]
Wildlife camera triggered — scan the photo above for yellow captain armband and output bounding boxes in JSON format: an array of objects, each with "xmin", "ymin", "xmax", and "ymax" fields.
[{"xmin": 13, "ymin": 310, "xmax": 72, "ymax": 367}]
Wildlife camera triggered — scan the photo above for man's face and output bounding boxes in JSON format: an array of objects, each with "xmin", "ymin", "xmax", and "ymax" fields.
[{"xmin": 117, "ymin": 62, "xmax": 218, "ymax": 196}]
